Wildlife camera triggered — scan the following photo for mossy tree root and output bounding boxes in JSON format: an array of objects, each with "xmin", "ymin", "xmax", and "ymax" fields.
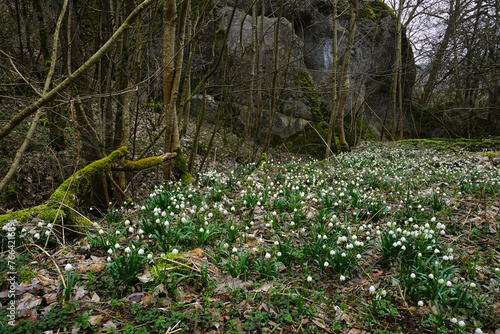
[{"xmin": 0, "ymin": 147, "xmax": 177, "ymax": 227}]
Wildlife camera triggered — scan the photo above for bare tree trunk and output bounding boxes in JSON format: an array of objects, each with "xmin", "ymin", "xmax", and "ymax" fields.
[
  {"xmin": 163, "ymin": 0, "xmax": 192, "ymax": 184},
  {"xmin": 336, "ymin": 0, "xmax": 358, "ymax": 151},
  {"xmin": 259, "ymin": 0, "xmax": 284, "ymax": 160},
  {"xmin": 391, "ymin": 0, "xmax": 403, "ymax": 140},
  {"xmin": 326, "ymin": 0, "xmax": 339, "ymax": 158}
]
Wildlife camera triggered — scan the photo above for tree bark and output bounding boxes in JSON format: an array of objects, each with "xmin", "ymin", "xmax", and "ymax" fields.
[{"xmin": 336, "ymin": 0, "xmax": 358, "ymax": 151}]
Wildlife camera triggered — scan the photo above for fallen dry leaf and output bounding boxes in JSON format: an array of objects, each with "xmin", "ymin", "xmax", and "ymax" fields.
[
  {"xmin": 88, "ymin": 314, "xmax": 107, "ymax": 326},
  {"xmin": 311, "ymin": 319, "xmax": 331, "ymax": 333}
]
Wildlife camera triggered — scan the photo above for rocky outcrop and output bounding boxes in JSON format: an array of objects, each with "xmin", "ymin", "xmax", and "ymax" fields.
[{"xmin": 191, "ymin": 0, "xmax": 415, "ymax": 155}]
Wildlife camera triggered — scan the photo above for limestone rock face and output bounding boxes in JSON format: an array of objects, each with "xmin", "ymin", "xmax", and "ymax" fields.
[{"xmin": 192, "ymin": 0, "xmax": 415, "ymax": 153}]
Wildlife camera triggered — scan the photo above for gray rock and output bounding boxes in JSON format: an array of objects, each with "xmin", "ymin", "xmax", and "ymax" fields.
[{"xmin": 193, "ymin": 0, "xmax": 415, "ymax": 149}]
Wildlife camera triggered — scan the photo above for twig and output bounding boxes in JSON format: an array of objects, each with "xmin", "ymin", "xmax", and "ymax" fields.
[{"xmin": 24, "ymin": 243, "xmax": 66, "ymax": 289}]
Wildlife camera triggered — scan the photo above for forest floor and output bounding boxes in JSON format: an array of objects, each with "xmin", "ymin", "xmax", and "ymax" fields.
[{"xmin": 1, "ymin": 137, "xmax": 500, "ymax": 333}]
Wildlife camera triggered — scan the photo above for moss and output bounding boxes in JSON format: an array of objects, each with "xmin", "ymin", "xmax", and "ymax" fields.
[
  {"xmin": 0, "ymin": 147, "xmax": 130, "ymax": 227},
  {"xmin": 360, "ymin": 0, "xmax": 396, "ymax": 23},
  {"xmin": 151, "ymin": 252, "xmax": 189, "ymax": 278},
  {"xmin": 19, "ymin": 269, "xmax": 36, "ymax": 283},
  {"xmin": 122, "ymin": 156, "xmax": 164, "ymax": 171},
  {"xmin": 174, "ymin": 148, "xmax": 194, "ymax": 185},
  {"xmin": 482, "ymin": 152, "xmax": 499, "ymax": 158},
  {"xmin": 296, "ymin": 71, "xmax": 324, "ymax": 122}
]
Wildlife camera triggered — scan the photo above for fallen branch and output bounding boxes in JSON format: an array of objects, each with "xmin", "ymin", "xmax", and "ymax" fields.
[{"xmin": 0, "ymin": 147, "xmax": 177, "ymax": 227}]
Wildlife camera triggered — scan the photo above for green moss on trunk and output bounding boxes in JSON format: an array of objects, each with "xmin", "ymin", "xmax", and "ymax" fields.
[{"xmin": 174, "ymin": 148, "xmax": 194, "ymax": 184}]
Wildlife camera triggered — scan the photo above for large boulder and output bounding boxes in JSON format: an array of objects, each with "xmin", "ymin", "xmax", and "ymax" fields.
[{"xmin": 192, "ymin": 0, "xmax": 415, "ymax": 155}]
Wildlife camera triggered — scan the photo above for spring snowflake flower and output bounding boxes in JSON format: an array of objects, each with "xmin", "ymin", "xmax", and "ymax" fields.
[
  {"xmin": 340, "ymin": 275, "xmax": 346, "ymax": 282},
  {"xmin": 438, "ymin": 278, "xmax": 444, "ymax": 284},
  {"xmin": 369, "ymin": 286, "xmax": 376, "ymax": 294},
  {"xmin": 458, "ymin": 320, "xmax": 465, "ymax": 327},
  {"xmin": 265, "ymin": 253, "xmax": 271, "ymax": 259},
  {"xmin": 277, "ymin": 252, "xmax": 282, "ymax": 257},
  {"xmin": 324, "ymin": 261, "xmax": 329, "ymax": 267},
  {"xmin": 470, "ymin": 282, "xmax": 476, "ymax": 288},
  {"xmin": 446, "ymin": 281, "xmax": 452, "ymax": 287},
  {"xmin": 147, "ymin": 253, "xmax": 153, "ymax": 260},
  {"xmin": 138, "ymin": 249, "xmax": 144, "ymax": 255},
  {"xmin": 475, "ymin": 328, "xmax": 483, "ymax": 334},
  {"xmin": 124, "ymin": 247, "xmax": 131, "ymax": 253},
  {"xmin": 64, "ymin": 263, "xmax": 73, "ymax": 271},
  {"xmin": 34, "ymin": 233, "xmax": 40, "ymax": 239},
  {"xmin": 307, "ymin": 276, "xmax": 313, "ymax": 282},
  {"xmin": 172, "ymin": 249, "xmax": 179, "ymax": 255},
  {"xmin": 450, "ymin": 318, "xmax": 457, "ymax": 323},
  {"xmin": 418, "ymin": 300, "xmax": 424, "ymax": 307},
  {"xmin": 232, "ymin": 247, "xmax": 238, "ymax": 253}
]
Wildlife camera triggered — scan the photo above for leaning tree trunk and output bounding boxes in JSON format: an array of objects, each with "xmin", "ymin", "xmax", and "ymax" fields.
[{"xmin": 0, "ymin": 147, "xmax": 176, "ymax": 227}]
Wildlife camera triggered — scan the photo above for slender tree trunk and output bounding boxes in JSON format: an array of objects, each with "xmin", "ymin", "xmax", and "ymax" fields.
[
  {"xmin": 326, "ymin": 0, "xmax": 339, "ymax": 158},
  {"xmin": 391, "ymin": 0, "xmax": 403, "ymax": 140},
  {"xmin": 259, "ymin": 0, "xmax": 284, "ymax": 160},
  {"xmin": 336, "ymin": 0, "xmax": 358, "ymax": 151}
]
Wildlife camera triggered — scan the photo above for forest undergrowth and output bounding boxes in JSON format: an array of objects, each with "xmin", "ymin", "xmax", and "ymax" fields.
[{"xmin": 1, "ymin": 140, "xmax": 500, "ymax": 333}]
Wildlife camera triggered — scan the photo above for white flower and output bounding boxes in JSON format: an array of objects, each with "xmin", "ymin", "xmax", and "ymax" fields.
[
  {"xmin": 324, "ymin": 261, "xmax": 329, "ymax": 267},
  {"xmin": 475, "ymin": 328, "xmax": 483, "ymax": 334},
  {"xmin": 438, "ymin": 278, "xmax": 444, "ymax": 284},
  {"xmin": 277, "ymin": 251, "xmax": 282, "ymax": 257},
  {"xmin": 147, "ymin": 253, "xmax": 153, "ymax": 260},
  {"xmin": 107, "ymin": 256, "xmax": 112, "ymax": 262},
  {"xmin": 450, "ymin": 317, "xmax": 457, "ymax": 323},
  {"xmin": 356, "ymin": 254, "xmax": 362, "ymax": 259},
  {"xmin": 418, "ymin": 300, "xmax": 424, "ymax": 307},
  {"xmin": 369, "ymin": 286, "xmax": 376, "ymax": 294},
  {"xmin": 172, "ymin": 249, "xmax": 179, "ymax": 255},
  {"xmin": 232, "ymin": 247, "xmax": 238, "ymax": 253},
  {"xmin": 124, "ymin": 220, "xmax": 130, "ymax": 225},
  {"xmin": 470, "ymin": 282, "xmax": 476, "ymax": 288},
  {"xmin": 64, "ymin": 263, "xmax": 73, "ymax": 271},
  {"xmin": 446, "ymin": 281, "xmax": 452, "ymax": 287},
  {"xmin": 138, "ymin": 249, "xmax": 144, "ymax": 255},
  {"xmin": 265, "ymin": 252, "xmax": 271, "ymax": 259},
  {"xmin": 128, "ymin": 227, "xmax": 134, "ymax": 233},
  {"xmin": 381, "ymin": 290, "xmax": 387, "ymax": 297},
  {"xmin": 340, "ymin": 275, "xmax": 346, "ymax": 282},
  {"xmin": 307, "ymin": 276, "xmax": 313, "ymax": 282},
  {"xmin": 34, "ymin": 233, "xmax": 40, "ymax": 239},
  {"xmin": 428, "ymin": 273, "xmax": 434, "ymax": 279},
  {"xmin": 124, "ymin": 247, "xmax": 131, "ymax": 253},
  {"xmin": 458, "ymin": 320, "xmax": 465, "ymax": 327}
]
